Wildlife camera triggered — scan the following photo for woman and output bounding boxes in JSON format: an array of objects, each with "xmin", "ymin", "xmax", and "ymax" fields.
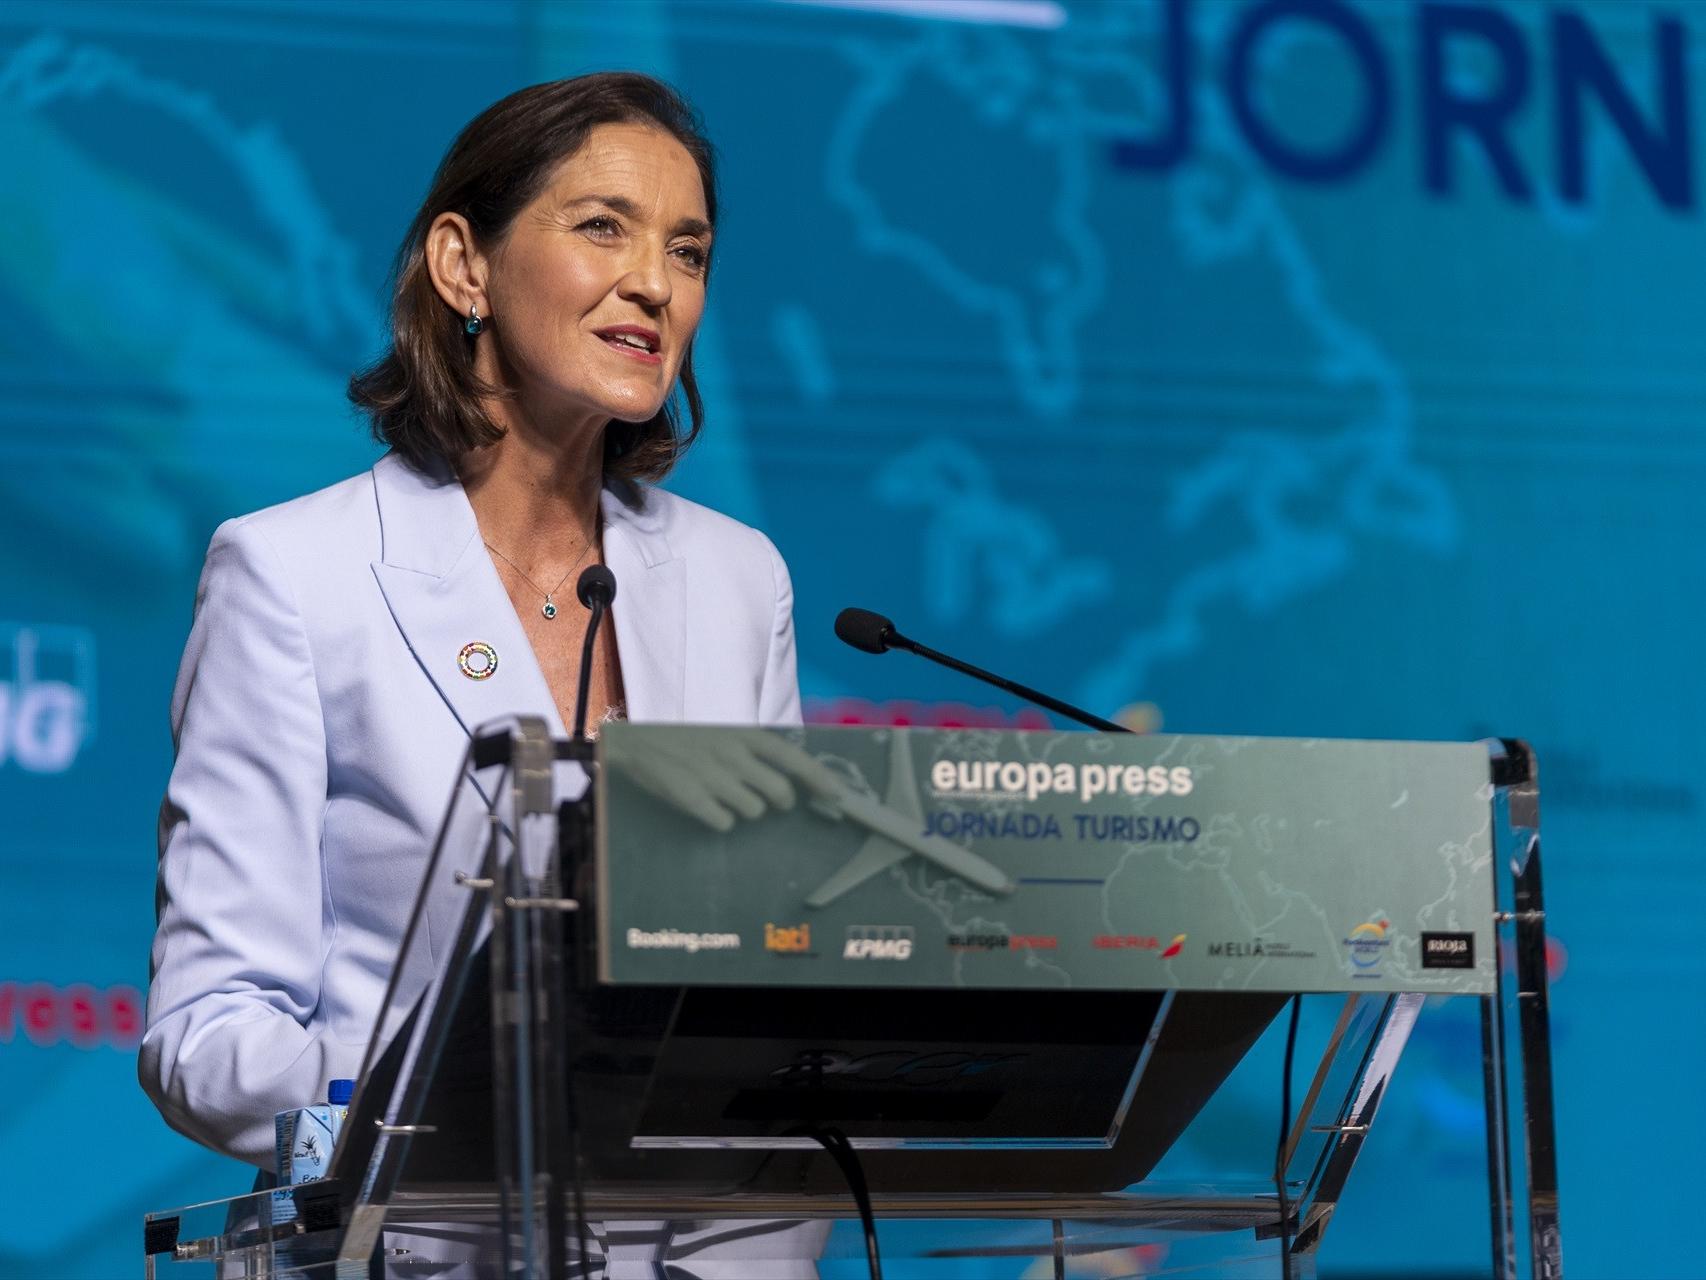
[{"xmin": 141, "ymin": 74, "xmax": 817, "ymax": 1269}]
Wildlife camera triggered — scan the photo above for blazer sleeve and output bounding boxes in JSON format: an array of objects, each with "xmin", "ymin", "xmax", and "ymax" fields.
[
  {"xmin": 140, "ymin": 517, "xmax": 357, "ymax": 1167},
  {"xmin": 756, "ymin": 532, "xmax": 803, "ymax": 728}
]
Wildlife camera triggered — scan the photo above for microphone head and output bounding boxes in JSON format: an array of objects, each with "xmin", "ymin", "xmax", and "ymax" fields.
[
  {"xmin": 835, "ymin": 607, "xmax": 895, "ymax": 654},
  {"xmin": 576, "ymin": 564, "xmax": 617, "ymax": 608}
]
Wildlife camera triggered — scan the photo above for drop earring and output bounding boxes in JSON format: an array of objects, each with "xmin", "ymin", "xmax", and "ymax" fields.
[{"xmin": 465, "ymin": 303, "xmax": 484, "ymax": 336}]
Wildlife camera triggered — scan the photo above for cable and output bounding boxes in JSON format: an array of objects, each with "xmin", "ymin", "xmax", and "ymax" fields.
[
  {"xmin": 1275, "ymin": 995, "xmax": 1302, "ymax": 1280},
  {"xmin": 809, "ymin": 1126, "xmax": 882, "ymax": 1280},
  {"xmin": 554, "ymin": 797, "xmax": 599, "ymax": 1279}
]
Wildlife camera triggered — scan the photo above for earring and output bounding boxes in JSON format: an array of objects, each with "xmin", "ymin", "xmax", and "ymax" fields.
[{"xmin": 464, "ymin": 303, "xmax": 485, "ymax": 336}]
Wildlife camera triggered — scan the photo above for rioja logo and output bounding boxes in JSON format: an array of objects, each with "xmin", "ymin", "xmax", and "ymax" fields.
[{"xmin": 1421, "ymin": 931, "xmax": 1475, "ymax": 969}]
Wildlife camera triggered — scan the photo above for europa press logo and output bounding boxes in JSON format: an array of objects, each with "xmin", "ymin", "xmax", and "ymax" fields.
[
  {"xmin": 1343, "ymin": 917, "xmax": 1392, "ymax": 974},
  {"xmin": 1, "ymin": 624, "xmax": 96, "ymax": 774}
]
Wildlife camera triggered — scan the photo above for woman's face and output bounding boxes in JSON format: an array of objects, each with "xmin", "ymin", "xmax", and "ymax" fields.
[{"xmin": 481, "ymin": 122, "xmax": 711, "ymax": 430}]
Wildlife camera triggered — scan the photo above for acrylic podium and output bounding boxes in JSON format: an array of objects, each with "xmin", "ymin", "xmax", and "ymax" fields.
[{"xmin": 143, "ymin": 721, "xmax": 1561, "ymax": 1279}]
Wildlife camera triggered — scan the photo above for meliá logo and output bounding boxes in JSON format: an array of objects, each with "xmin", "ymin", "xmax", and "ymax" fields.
[
  {"xmin": 764, "ymin": 922, "xmax": 812, "ymax": 955},
  {"xmin": 1207, "ymin": 936, "xmax": 1315, "ymax": 960},
  {"xmin": 1343, "ymin": 918, "xmax": 1392, "ymax": 972},
  {"xmin": 844, "ymin": 925, "xmax": 914, "ymax": 960}
]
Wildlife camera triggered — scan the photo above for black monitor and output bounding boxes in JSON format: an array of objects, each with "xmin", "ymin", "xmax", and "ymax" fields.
[{"xmin": 338, "ymin": 940, "xmax": 1282, "ymax": 1201}]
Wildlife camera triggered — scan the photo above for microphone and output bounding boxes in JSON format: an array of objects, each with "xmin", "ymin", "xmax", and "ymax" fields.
[
  {"xmin": 572, "ymin": 565, "xmax": 617, "ymax": 743},
  {"xmin": 834, "ymin": 607, "xmax": 897, "ymax": 654},
  {"xmin": 576, "ymin": 564, "xmax": 616, "ymax": 610},
  {"xmin": 833, "ymin": 607, "xmax": 1130, "ymax": 734}
]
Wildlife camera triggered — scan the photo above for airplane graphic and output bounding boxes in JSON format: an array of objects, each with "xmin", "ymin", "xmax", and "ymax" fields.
[{"xmin": 800, "ymin": 731, "xmax": 1015, "ymax": 908}]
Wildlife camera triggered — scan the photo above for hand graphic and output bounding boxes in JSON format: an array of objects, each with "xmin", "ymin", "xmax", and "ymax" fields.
[{"xmin": 602, "ymin": 729, "xmax": 843, "ymax": 832}]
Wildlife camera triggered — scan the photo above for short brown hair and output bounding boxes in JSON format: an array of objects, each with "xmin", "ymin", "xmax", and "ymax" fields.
[{"xmin": 349, "ymin": 73, "xmax": 717, "ymax": 481}]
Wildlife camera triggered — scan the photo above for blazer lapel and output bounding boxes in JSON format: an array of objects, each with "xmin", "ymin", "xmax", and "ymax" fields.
[
  {"xmin": 601, "ymin": 477, "xmax": 685, "ymax": 723},
  {"xmin": 369, "ymin": 454, "xmax": 570, "ymax": 758}
]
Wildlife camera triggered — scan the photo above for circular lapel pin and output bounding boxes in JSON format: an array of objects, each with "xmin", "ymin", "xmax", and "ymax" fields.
[{"xmin": 457, "ymin": 641, "xmax": 498, "ymax": 680}]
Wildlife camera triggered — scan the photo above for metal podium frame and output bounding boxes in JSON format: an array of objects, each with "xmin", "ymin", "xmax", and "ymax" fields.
[{"xmin": 143, "ymin": 724, "xmax": 1561, "ymax": 1280}]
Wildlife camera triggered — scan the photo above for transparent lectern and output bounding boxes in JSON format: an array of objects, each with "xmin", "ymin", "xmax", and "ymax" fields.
[{"xmin": 144, "ymin": 721, "xmax": 1561, "ymax": 1279}]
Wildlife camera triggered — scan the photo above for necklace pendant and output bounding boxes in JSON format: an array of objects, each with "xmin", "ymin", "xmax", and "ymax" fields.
[{"xmin": 542, "ymin": 597, "xmax": 558, "ymax": 620}]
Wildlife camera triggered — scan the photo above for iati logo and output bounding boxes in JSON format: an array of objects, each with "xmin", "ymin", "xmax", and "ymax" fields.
[
  {"xmin": 1343, "ymin": 917, "xmax": 1392, "ymax": 975},
  {"xmin": 1092, "ymin": 932, "xmax": 1187, "ymax": 958},
  {"xmin": 844, "ymin": 925, "xmax": 914, "ymax": 960},
  {"xmin": 764, "ymin": 922, "xmax": 813, "ymax": 955}
]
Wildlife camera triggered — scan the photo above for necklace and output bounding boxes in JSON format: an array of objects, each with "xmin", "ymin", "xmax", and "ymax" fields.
[{"xmin": 485, "ymin": 528, "xmax": 599, "ymax": 620}]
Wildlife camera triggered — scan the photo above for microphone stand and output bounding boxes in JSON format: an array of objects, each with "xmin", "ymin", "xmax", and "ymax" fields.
[
  {"xmin": 837, "ymin": 607, "xmax": 1130, "ymax": 734},
  {"xmin": 890, "ymin": 631, "xmax": 1130, "ymax": 734},
  {"xmin": 553, "ymin": 563, "xmax": 616, "ymax": 1277}
]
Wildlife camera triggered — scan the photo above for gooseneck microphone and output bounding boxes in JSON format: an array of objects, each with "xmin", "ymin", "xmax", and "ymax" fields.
[
  {"xmin": 834, "ymin": 607, "xmax": 1130, "ymax": 734},
  {"xmin": 572, "ymin": 565, "xmax": 617, "ymax": 743}
]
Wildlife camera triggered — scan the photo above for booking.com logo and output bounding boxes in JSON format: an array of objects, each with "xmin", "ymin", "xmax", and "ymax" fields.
[{"xmin": 1, "ymin": 624, "xmax": 96, "ymax": 773}]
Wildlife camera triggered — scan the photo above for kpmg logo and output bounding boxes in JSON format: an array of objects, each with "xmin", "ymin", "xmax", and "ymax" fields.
[
  {"xmin": 1, "ymin": 624, "xmax": 96, "ymax": 774},
  {"xmin": 844, "ymin": 925, "xmax": 914, "ymax": 960},
  {"xmin": 764, "ymin": 922, "xmax": 813, "ymax": 955}
]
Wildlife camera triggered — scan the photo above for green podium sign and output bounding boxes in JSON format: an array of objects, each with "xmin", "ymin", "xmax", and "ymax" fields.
[{"xmin": 596, "ymin": 725, "xmax": 1496, "ymax": 995}]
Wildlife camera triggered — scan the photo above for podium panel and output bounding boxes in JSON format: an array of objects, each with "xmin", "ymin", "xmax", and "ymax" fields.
[{"xmin": 143, "ymin": 723, "xmax": 1560, "ymax": 1280}]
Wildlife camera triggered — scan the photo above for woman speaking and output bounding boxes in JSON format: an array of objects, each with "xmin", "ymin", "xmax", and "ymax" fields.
[{"xmin": 140, "ymin": 73, "xmax": 817, "ymax": 1271}]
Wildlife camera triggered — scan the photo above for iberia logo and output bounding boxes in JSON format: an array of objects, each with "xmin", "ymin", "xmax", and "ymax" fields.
[
  {"xmin": 1160, "ymin": 934, "xmax": 1186, "ymax": 959},
  {"xmin": 1344, "ymin": 918, "xmax": 1391, "ymax": 970}
]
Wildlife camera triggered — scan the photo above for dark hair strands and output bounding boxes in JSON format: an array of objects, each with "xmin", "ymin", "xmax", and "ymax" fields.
[{"xmin": 348, "ymin": 72, "xmax": 717, "ymax": 482}]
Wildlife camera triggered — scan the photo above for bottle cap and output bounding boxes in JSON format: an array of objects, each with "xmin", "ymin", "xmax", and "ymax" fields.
[{"xmin": 328, "ymin": 1078, "xmax": 355, "ymax": 1105}]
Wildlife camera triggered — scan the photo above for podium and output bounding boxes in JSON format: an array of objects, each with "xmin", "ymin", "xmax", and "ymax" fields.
[{"xmin": 144, "ymin": 722, "xmax": 1561, "ymax": 1278}]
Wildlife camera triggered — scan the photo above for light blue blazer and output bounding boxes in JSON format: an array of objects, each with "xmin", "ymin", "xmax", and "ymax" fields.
[{"xmin": 141, "ymin": 451, "xmax": 801, "ymax": 1167}]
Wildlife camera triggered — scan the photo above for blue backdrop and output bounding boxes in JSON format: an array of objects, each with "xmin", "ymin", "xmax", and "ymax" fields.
[{"xmin": 1, "ymin": 1, "xmax": 1699, "ymax": 1275}]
